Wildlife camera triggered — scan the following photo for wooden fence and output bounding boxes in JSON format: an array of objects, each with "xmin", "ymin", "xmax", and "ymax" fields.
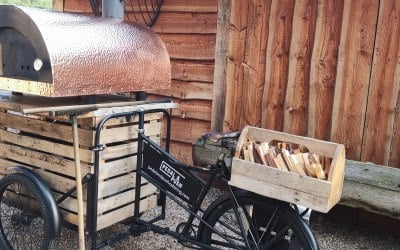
[
  {"xmin": 57, "ymin": 0, "xmax": 400, "ymax": 168},
  {"xmin": 224, "ymin": 0, "xmax": 400, "ymax": 168}
]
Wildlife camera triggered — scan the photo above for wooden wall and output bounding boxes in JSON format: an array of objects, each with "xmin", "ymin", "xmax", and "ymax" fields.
[
  {"xmin": 225, "ymin": 0, "xmax": 400, "ymax": 168},
  {"xmin": 57, "ymin": 0, "xmax": 218, "ymax": 164},
  {"xmin": 56, "ymin": 0, "xmax": 400, "ymax": 168}
]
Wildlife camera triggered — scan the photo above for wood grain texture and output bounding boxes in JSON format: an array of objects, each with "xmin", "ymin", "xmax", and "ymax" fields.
[
  {"xmin": 171, "ymin": 60, "xmax": 214, "ymax": 83},
  {"xmin": 63, "ymin": 0, "xmax": 92, "ymax": 13},
  {"xmin": 284, "ymin": 0, "xmax": 317, "ymax": 136},
  {"xmin": 211, "ymin": 0, "xmax": 230, "ymax": 131},
  {"xmin": 168, "ymin": 140, "xmax": 194, "ymax": 165},
  {"xmin": 171, "ymin": 99, "xmax": 212, "ymax": 121},
  {"xmin": 0, "ymin": 129, "xmax": 93, "ymax": 163},
  {"xmin": 361, "ymin": 1, "xmax": 400, "ymax": 167},
  {"xmin": 126, "ymin": 0, "xmax": 218, "ymax": 13},
  {"xmin": 149, "ymin": 80, "xmax": 213, "ymax": 100},
  {"xmin": 53, "ymin": 0, "xmax": 400, "ymax": 168},
  {"xmin": 167, "ymin": 118, "xmax": 211, "ymax": 144},
  {"xmin": 261, "ymin": 0, "xmax": 295, "ymax": 131},
  {"xmin": 341, "ymin": 181, "xmax": 400, "ymax": 219},
  {"xmin": 308, "ymin": 0, "xmax": 344, "ymax": 140},
  {"xmin": 0, "ymin": 143, "xmax": 90, "ymax": 178},
  {"xmin": 389, "ymin": 79, "xmax": 400, "ymax": 167},
  {"xmin": 341, "ymin": 160, "xmax": 400, "ymax": 218},
  {"xmin": 159, "ymin": 34, "xmax": 216, "ymax": 60},
  {"xmin": 147, "ymin": 95, "xmax": 212, "ymax": 121},
  {"xmin": 241, "ymin": 0, "xmax": 271, "ymax": 128},
  {"xmin": 127, "ymin": 12, "xmax": 217, "ymax": 34},
  {"xmin": 64, "ymin": 0, "xmax": 217, "ymax": 14},
  {"xmin": 52, "ymin": 0, "xmax": 64, "ymax": 11},
  {"xmin": 231, "ymin": 126, "xmax": 345, "ymax": 213},
  {"xmin": 223, "ymin": 0, "xmax": 249, "ymax": 131},
  {"xmin": 330, "ymin": 0, "xmax": 379, "ymax": 160},
  {"xmin": 0, "ymin": 112, "xmax": 93, "ymax": 146}
]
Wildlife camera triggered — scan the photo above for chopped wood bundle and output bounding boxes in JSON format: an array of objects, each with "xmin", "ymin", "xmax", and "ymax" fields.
[{"xmin": 240, "ymin": 140, "xmax": 330, "ymax": 180}]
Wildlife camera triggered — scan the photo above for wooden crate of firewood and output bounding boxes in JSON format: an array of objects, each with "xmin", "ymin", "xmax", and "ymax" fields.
[{"xmin": 229, "ymin": 126, "xmax": 345, "ymax": 213}]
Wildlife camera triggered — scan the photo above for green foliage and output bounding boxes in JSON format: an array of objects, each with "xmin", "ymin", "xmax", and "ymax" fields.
[{"xmin": 0, "ymin": 0, "xmax": 52, "ymax": 9}]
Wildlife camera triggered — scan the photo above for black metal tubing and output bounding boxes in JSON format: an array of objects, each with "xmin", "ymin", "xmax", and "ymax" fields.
[
  {"xmin": 56, "ymin": 174, "xmax": 91, "ymax": 204},
  {"xmin": 7, "ymin": 166, "xmax": 61, "ymax": 239},
  {"xmin": 137, "ymin": 134, "xmax": 213, "ymax": 237},
  {"xmin": 143, "ymin": 108, "xmax": 172, "ymax": 152},
  {"xmin": 89, "ymin": 110, "xmax": 140, "ymax": 249},
  {"xmin": 135, "ymin": 108, "xmax": 172, "ymax": 219},
  {"xmin": 134, "ymin": 135, "xmax": 246, "ymax": 248},
  {"xmin": 134, "ymin": 163, "xmax": 244, "ymax": 249},
  {"xmin": 87, "ymin": 105, "xmax": 245, "ymax": 249},
  {"xmin": 133, "ymin": 110, "xmax": 145, "ymax": 219},
  {"xmin": 133, "ymin": 219, "xmax": 222, "ymax": 250},
  {"xmin": 88, "ymin": 106, "xmax": 172, "ymax": 249}
]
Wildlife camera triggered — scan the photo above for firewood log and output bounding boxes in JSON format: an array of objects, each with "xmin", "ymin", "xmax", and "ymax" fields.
[{"xmin": 255, "ymin": 143, "xmax": 268, "ymax": 166}]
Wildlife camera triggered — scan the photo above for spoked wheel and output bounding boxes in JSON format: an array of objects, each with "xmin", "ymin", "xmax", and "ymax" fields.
[
  {"xmin": 198, "ymin": 194, "xmax": 319, "ymax": 249},
  {"xmin": 0, "ymin": 174, "xmax": 53, "ymax": 250}
]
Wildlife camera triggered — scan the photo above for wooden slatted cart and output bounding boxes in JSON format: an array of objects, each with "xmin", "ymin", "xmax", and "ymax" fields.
[{"xmin": 0, "ymin": 91, "xmax": 176, "ymax": 248}]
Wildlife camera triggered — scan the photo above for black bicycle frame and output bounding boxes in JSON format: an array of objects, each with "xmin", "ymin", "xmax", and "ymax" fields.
[
  {"xmin": 85, "ymin": 107, "xmax": 255, "ymax": 249},
  {"xmin": 86, "ymin": 107, "xmax": 173, "ymax": 249},
  {"xmin": 133, "ymin": 111, "xmax": 252, "ymax": 250}
]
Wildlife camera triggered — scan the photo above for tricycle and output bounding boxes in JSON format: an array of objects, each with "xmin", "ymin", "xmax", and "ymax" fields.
[{"xmin": 0, "ymin": 97, "xmax": 319, "ymax": 249}]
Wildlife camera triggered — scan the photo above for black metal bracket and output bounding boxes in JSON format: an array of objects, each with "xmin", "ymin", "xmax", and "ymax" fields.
[
  {"xmin": 56, "ymin": 174, "xmax": 92, "ymax": 204},
  {"xmin": 91, "ymin": 144, "xmax": 105, "ymax": 152}
]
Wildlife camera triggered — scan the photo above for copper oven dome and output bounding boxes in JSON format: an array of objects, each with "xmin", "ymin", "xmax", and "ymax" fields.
[{"xmin": 0, "ymin": 5, "xmax": 171, "ymax": 97}]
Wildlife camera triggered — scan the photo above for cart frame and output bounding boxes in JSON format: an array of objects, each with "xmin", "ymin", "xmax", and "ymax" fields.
[{"xmin": 0, "ymin": 99, "xmax": 319, "ymax": 250}]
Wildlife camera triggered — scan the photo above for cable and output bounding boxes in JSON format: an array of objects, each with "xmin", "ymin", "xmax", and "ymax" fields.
[{"xmin": 89, "ymin": 0, "xmax": 162, "ymax": 27}]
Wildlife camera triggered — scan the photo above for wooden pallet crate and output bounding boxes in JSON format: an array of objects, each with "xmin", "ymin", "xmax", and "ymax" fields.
[
  {"xmin": 229, "ymin": 126, "xmax": 345, "ymax": 213},
  {"xmin": 0, "ymin": 93, "xmax": 169, "ymax": 230}
]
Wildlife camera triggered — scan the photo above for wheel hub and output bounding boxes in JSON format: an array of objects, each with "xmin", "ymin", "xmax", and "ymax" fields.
[{"xmin": 11, "ymin": 213, "xmax": 33, "ymax": 228}]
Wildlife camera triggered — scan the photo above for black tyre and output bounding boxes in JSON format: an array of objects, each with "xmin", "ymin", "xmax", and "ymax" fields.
[
  {"xmin": 0, "ymin": 173, "xmax": 53, "ymax": 250},
  {"xmin": 198, "ymin": 194, "xmax": 318, "ymax": 249}
]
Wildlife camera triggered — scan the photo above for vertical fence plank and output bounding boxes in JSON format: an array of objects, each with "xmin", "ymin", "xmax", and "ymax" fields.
[
  {"xmin": 211, "ymin": 0, "xmax": 230, "ymax": 132},
  {"xmin": 63, "ymin": 0, "xmax": 92, "ymax": 12},
  {"xmin": 331, "ymin": 0, "xmax": 379, "ymax": 160},
  {"xmin": 308, "ymin": 0, "xmax": 344, "ymax": 140},
  {"xmin": 223, "ymin": 0, "xmax": 249, "ymax": 131},
  {"xmin": 283, "ymin": 0, "xmax": 317, "ymax": 136},
  {"xmin": 261, "ymin": 0, "xmax": 295, "ymax": 131},
  {"xmin": 53, "ymin": 0, "xmax": 64, "ymax": 11},
  {"xmin": 241, "ymin": 0, "xmax": 272, "ymax": 128},
  {"xmin": 361, "ymin": 1, "xmax": 400, "ymax": 167},
  {"xmin": 388, "ymin": 73, "xmax": 400, "ymax": 168}
]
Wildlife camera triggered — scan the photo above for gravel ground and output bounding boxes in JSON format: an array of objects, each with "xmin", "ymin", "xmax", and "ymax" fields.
[
  {"xmin": 50, "ymin": 188, "xmax": 400, "ymax": 250},
  {"xmin": 311, "ymin": 215, "xmax": 399, "ymax": 250}
]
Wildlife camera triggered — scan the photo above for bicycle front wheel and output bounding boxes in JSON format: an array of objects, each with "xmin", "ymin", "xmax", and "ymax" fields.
[{"xmin": 198, "ymin": 194, "xmax": 318, "ymax": 249}]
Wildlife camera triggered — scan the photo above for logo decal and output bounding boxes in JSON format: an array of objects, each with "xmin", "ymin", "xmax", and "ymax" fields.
[{"xmin": 159, "ymin": 161, "xmax": 184, "ymax": 189}]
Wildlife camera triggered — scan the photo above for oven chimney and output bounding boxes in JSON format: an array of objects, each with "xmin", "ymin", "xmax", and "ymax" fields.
[{"xmin": 102, "ymin": 0, "xmax": 124, "ymax": 19}]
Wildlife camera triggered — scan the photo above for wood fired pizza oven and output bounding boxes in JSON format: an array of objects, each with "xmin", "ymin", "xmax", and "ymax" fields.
[{"xmin": 0, "ymin": 5, "xmax": 171, "ymax": 97}]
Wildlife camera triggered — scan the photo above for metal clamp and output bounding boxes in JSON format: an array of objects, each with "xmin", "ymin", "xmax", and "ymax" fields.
[{"xmin": 91, "ymin": 145, "xmax": 105, "ymax": 152}]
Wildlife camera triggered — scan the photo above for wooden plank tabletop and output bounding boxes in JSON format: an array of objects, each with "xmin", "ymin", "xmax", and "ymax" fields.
[{"xmin": 0, "ymin": 91, "xmax": 177, "ymax": 117}]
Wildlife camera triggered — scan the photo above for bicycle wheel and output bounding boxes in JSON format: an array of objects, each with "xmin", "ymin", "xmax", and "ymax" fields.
[
  {"xmin": 198, "ymin": 193, "xmax": 318, "ymax": 249},
  {"xmin": 0, "ymin": 173, "xmax": 53, "ymax": 250}
]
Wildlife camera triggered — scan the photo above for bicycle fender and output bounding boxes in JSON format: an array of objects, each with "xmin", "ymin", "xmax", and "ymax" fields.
[{"xmin": 7, "ymin": 166, "xmax": 61, "ymax": 238}]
